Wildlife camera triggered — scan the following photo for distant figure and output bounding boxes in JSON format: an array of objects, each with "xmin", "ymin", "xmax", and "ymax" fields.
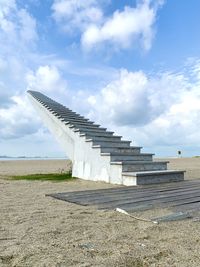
[{"xmin": 178, "ymin": 150, "xmax": 182, "ymax": 157}]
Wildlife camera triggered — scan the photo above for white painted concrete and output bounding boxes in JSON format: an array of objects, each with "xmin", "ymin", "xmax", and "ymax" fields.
[{"xmin": 28, "ymin": 94, "xmax": 122, "ymax": 184}]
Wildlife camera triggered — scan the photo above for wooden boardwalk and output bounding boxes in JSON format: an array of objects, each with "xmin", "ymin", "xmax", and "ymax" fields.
[{"xmin": 48, "ymin": 179, "xmax": 200, "ymax": 215}]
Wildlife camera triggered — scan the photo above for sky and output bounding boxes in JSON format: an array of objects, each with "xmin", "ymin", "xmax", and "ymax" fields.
[{"xmin": 0, "ymin": 0, "xmax": 200, "ymax": 158}]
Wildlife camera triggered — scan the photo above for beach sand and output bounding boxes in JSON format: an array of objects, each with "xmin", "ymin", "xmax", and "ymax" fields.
[{"xmin": 0, "ymin": 158, "xmax": 200, "ymax": 267}]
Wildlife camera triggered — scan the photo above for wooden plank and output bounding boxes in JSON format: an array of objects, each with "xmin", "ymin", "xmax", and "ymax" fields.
[
  {"xmin": 110, "ymin": 196, "xmax": 200, "ymax": 212},
  {"xmin": 48, "ymin": 180, "xmax": 200, "ymax": 217},
  {"xmin": 54, "ymin": 181, "xmax": 200, "ymax": 204},
  {"xmin": 51, "ymin": 190, "xmax": 200, "ymax": 210},
  {"xmin": 66, "ymin": 185, "xmax": 200, "ymax": 205},
  {"xmin": 54, "ymin": 180, "xmax": 200, "ymax": 199},
  {"xmin": 174, "ymin": 202, "xmax": 200, "ymax": 213},
  {"xmin": 47, "ymin": 193, "xmax": 88, "ymax": 206},
  {"xmin": 66, "ymin": 187, "xmax": 200, "ymax": 207},
  {"xmin": 97, "ymin": 192, "xmax": 200, "ymax": 209}
]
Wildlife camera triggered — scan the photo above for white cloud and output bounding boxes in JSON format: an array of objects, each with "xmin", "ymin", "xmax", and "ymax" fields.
[
  {"xmin": 190, "ymin": 59, "xmax": 200, "ymax": 83},
  {"xmin": 0, "ymin": 81, "xmax": 14, "ymax": 108},
  {"xmin": 86, "ymin": 62, "xmax": 200, "ymax": 152},
  {"xmin": 26, "ymin": 65, "xmax": 68, "ymax": 95},
  {"xmin": 0, "ymin": 1, "xmax": 38, "ymax": 101},
  {"xmin": 0, "ymin": 1, "xmax": 37, "ymax": 45},
  {"xmin": 82, "ymin": 1, "xmax": 163, "ymax": 50},
  {"xmin": 52, "ymin": 0, "xmax": 103, "ymax": 32},
  {"xmin": 52, "ymin": 0, "xmax": 164, "ymax": 52},
  {"xmin": 0, "ymin": 0, "xmax": 16, "ymax": 37},
  {"xmin": 0, "ymin": 0, "xmax": 16, "ymax": 18},
  {"xmin": 0, "ymin": 64, "xmax": 69, "ymax": 140},
  {"xmin": 17, "ymin": 9, "xmax": 38, "ymax": 43},
  {"xmin": 82, "ymin": 1, "xmax": 158, "ymax": 50},
  {"xmin": 0, "ymin": 2, "xmax": 48, "ymax": 141},
  {"xmin": 87, "ymin": 69, "xmax": 189, "ymax": 126},
  {"xmin": 0, "ymin": 95, "xmax": 40, "ymax": 139}
]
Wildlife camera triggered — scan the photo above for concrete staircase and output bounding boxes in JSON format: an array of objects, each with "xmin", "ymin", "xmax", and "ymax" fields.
[{"xmin": 27, "ymin": 90, "xmax": 185, "ymax": 186}]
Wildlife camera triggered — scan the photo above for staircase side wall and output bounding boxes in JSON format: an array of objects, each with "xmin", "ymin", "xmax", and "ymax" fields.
[
  {"xmin": 28, "ymin": 94, "xmax": 123, "ymax": 184},
  {"xmin": 28, "ymin": 95, "xmax": 75, "ymax": 159},
  {"xmin": 72, "ymin": 138, "xmax": 123, "ymax": 184}
]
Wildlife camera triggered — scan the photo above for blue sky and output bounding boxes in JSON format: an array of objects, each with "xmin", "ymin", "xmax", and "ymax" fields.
[{"xmin": 0, "ymin": 0, "xmax": 200, "ymax": 157}]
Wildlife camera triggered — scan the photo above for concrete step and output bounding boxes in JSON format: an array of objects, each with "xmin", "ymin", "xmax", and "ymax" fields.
[
  {"xmin": 67, "ymin": 122, "xmax": 99, "ymax": 127},
  {"xmin": 59, "ymin": 115, "xmax": 87, "ymax": 120},
  {"xmin": 69, "ymin": 124, "xmax": 103, "ymax": 130},
  {"xmin": 101, "ymin": 152, "xmax": 153, "ymax": 161},
  {"xmin": 48, "ymin": 105, "xmax": 71, "ymax": 110},
  {"xmin": 87, "ymin": 139, "xmax": 131, "ymax": 148},
  {"xmin": 73, "ymin": 126, "xmax": 107, "ymax": 133},
  {"xmin": 61, "ymin": 118, "xmax": 91, "ymax": 123},
  {"xmin": 111, "ymin": 161, "xmax": 168, "ymax": 172},
  {"xmin": 52, "ymin": 111, "xmax": 78, "ymax": 116},
  {"xmin": 34, "ymin": 97, "xmax": 97, "ymax": 125},
  {"xmin": 122, "ymin": 170, "xmax": 185, "ymax": 186},
  {"xmin": 46, "ymin": 107, "xmax": 65, "ymax": 113},
  {"xmin": 50, "ymin": 106, "xmax": 72, "ymax": 111},
  {"xmin": 53, "ymin": 108, "xmax": 80, "ymax": 116},
  {"xmin": 52, "ymin": 110, "xmax": 79, "ymax": 116},
  {"xmin": 93, "ymin": 145, "xmax": 142, "ymax": 154},
  {"xmin": 46, "ymin": 104, "xmax": 74, "ymax": 110},
  {"xmin": 79, "ymin": 132, "xmax": 116, "ymax": 138},
  {"xmin": 85, "ymin": 136, "xmax": 122, "ymax": 142},
  {"xmin": 44, "ymin": 102, "xmax": 66, "ymax": 107}
]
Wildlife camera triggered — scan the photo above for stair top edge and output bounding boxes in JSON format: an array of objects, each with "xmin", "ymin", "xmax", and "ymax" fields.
[
  {"xmin": 74, "ymin": 129, "xmax": 112, "ymax": 133},
  {"xmin": 64, "ymin": 121, "xmax": 93, "ymax": 125},
  {"xmin": 71, "ymin": 126, "xmax": 107, "ymax": 131},
  {"xmin": 80, "ymin": 133, "xmax": 121, "ymax": 137},
  {"xmin": 86, "ymin": 139, "xmax": 131, "ymax": 143},
  {"xmin": 66, "ymin": 122, "xmax": 99, "ymax": 127},
  {"xmin": 62, "ymin": 119, "xmax": 91, "ymax": 122},
  {"xmin": 69, "ymin": 124, "xmax": 101, "ymax": 127},
  {"xmin": 60, "ymin": 117, "xmax": 86, "ymax": 120},
  {"xmin": 59, "ymin": 117, "xmax": 82, "ymax": 120},
  {"xmin": 52, "ymin": 111, "xmax": 77, "ymax": 114},
  {"xmin": 101, "ymin": 152, "xmax": 154, "ymax": 156},
  {"xmin": 59, "ymin": 115, "xmax": 89, "ymax": 119},
  {"xmin": 122, "ymin": 170, "xmax": 185, "ymax": 176},
  {"xmin": 111, "ymin": 161, "xmax": 169, "ymax": 165},
  {"xmin": 93, "ymin": 145, "xmax": 142, "ymax": 149}
]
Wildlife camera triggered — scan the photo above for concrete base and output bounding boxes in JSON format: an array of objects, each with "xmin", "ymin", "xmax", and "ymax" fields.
[{"xmin": 122, "ymin": 170, "xmax": 185, "ymax": 186}]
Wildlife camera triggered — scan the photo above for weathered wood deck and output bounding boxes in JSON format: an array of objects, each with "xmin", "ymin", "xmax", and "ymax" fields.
[{"xmin": 48, "ymin": 179, "xmax": 200, "ymax": 216}]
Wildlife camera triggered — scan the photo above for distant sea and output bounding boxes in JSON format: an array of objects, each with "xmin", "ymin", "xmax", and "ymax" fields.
[{"xmin": 0, "ymin": 157, "xmax": 68, "ymax": 161}]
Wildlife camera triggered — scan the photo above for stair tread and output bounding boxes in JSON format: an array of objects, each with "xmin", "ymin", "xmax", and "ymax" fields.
[
  {"xmin": 72, "ymin": 126, "xmax": 107, "ymax": 130},
  {"xmin": 67, "ymin": 123, "xmax": 99, "ymax": 127},
  {"xmin": 122, "ymin": 170, "xmax": 185, "ymax": 176},
  {"xmin": 80, "ymin": 133, "xmax": 121, "ymax": 137},
  {"xmin": 93, "ymin": 145, "xmax": 141, "ymax": 148},
  {"xmin": 85, "ymin": 136, "xmax": 121, "ymax": 139},
  {"xmin": 74, "ymin": 129, "xmax": 114, "ymax": 134},
  {"xmin": 111, "ymin": 160, "xmax": 169, "ymax": 165},
  {"xmin": 80, "ymin": 133, "xmax": 116, "ymax": 137},
  {"xmin": 86, "ymin": 139, "xmax": 130, "ymax": 143},
  {"xmin": 69, "ymin": 124, "xmax": 101, "ymax": 127},
  {"xmin": 101, "ymin": 152, "xmax": 154, "ymax": 156},
  {"xmin": 61, "ymin": 118, "xmax": 90, "ymax": 121}
]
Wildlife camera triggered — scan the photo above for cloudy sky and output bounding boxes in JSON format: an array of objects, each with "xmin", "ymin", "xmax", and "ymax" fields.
[{"xmin": 0, "ymin": 0, "xmax": 200, "ymax": 157}]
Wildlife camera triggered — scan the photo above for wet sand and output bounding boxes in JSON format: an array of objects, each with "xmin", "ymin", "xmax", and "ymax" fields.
[{"xmin": 0, "ymin": 158, "xmax": 200, "ymax": 267}]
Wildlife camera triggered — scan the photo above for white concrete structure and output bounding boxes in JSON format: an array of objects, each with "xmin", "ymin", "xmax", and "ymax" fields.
[{"xmin": 27, "ymin": 90, "xmax": 185, "ymax": 186}]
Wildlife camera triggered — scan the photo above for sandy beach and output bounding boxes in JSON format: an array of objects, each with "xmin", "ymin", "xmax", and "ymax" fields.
[{"xmin": 0, "ymin": 158, "xmax": 200, "ymax": 267}]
